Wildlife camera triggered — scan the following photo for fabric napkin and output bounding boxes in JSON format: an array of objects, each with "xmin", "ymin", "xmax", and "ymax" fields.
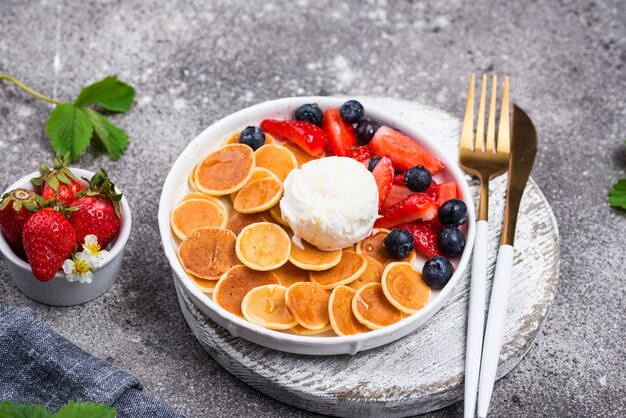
[{"xmin": 0, "ymin": 304, "xmax": 186, "ymax": 418}]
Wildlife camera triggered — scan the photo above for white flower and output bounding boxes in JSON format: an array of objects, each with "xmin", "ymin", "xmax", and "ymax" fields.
[
  {"xmin": 62, "ymin": 252, "xmax": 94, "ymax": 284},
  {"xmin": 80, "ymin": 234, "xmax": 109, "ymax": 269}
]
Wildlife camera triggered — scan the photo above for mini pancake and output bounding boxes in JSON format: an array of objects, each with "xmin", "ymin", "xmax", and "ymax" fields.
[
  {"xmin": 178, "ymin": 227, "xmax": 238, "ymax": 280},
  {"xmin": 309, "ymin": 251, "xmax": 367, "ymax": 289},
  {"xmin": 170, "ymin": 199, "xmax": 228, "ymax": 240},
  {"xmin": 273, "ymin": 262, "xmax": 310, "ymax": 287},
  {"xmin": 188, "ymin": 165, "xmax": 199, "ymax": 191},
  {"xmin": 227, "ymin": 211, "xmax": 273, "ymax": 236},
  {"xmin": 188, "ymin": 273, "xmax": 217, "ymax": 294},
  {"xmin": 236, "ymin": 222, "xmax": 291, "ymax": 270},
  {"xmin": 356, "ymin": 228, "xmax": 416, "ymax": 266},
  {"xmin": 268, "ymin": 204, "xmax": 289, "ymax": 226},
  {"xmin": 195, "ymin": 144, "xmax": 255, "ymax": 195},
  {"xmin": 229, "ymin": 167, "xmax": 280, "ymax": 203},
  {"xmin": 254, "ymin": 144, "xmax": 297, "ymax": 182},
  {"xmin": 329, "ymin": 286, "xmax": 369, "ymax": 336},
  {"xmin": 352, "ymin": 282, "xmax": 402, "ymax": 330},
  {"xmin": 225, "ymin": 132, "xmax": 275, "ymax": 145},
  {"xmin": 233, "ymin": 177, "xmax": 283, "ymax": 214},
  {"xmin": 348, "ymin": 255, "xmax": 384, "ymax": 290},
  {"xmin": 224, "ymin": 132, "xmax": 240, "ymax": 145},
  {"xmin": 181, "ymin": 192, "xmax": 227, "ymax": 212},
  {"xmin": 289, "ymin": 239, "xmax": 343, "ymax": 271},
  {"xmin": 285, "ymin": 282, "xmax": 330, "ymax": 330},
  {"xmin": 213, "ymin": 265, "xmax": 279, "ymax": 317},
  {"xmin": 381, "ymin": 262, "xmax": 431, "ymax": 314},
  {"xmin": 281, "ymin": 141, "xmax": 319, "ymax": 167},
  {"xmin": 241, "ymin": 284, "xmax": 297, "ymax": 330},
  {"xmin": 290, "ymin": 324, "xmax": 333, "ymax": 335}
]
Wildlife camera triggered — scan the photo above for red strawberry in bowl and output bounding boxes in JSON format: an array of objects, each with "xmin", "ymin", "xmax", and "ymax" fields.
[
  {"xmin": 396, "ymin": 221, "xmax": 443, "ymax": 259},
  {"xmin": 0, "ymin": 189, "xmax": 45, "ymax": 257},
  {"xmin": 69, "ymin": 170, "xmax": 123, "ymax": 249},
  {"xmin": 22, "ymin": 207, "xmax": 77, "ymax": 281},
  {"xmin": 368, "ymin": 126, "xmax": 445, "ymax": 174},
  {"xmin": 370, "ymin": 156, "xmax": 394, "ymax": 208},
  {"xmin": 31, "ymin": 155, "xmax": 85, "ymax": 203},
  {"xmin": 322, "ymin": 109, "xmax": 357, "ymax": 157},
  {"xmin": 375, "ymin": 193, "xmax": 438, "ymax": 229},
  {"xmin": 260, "ymin": 119, "xmax": 328, "ymax": 157},
  {"xmin": 349, "ymin": 145, "xmax": 372, "ymax": 164}
]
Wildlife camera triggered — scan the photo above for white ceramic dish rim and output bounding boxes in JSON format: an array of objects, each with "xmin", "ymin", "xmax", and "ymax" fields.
[
  {"xmin": 0, "ymin": 168, "xmax": 132, "ymax": 278},
  {"xmin": 158, "ymin": 96, "xmax": 476, "ymax": 352}
]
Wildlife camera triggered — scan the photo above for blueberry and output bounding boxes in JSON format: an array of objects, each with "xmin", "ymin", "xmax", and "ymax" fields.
[
  {"xmin": 438, "ymin": 199, "xmax": 467, "ymax": 226},
  {"xmin": 383, "ymin": 228, "xmax": 414, "ymax": 259},
  {"xmin": 355, "ymin": 118, "xmax": 380, "ymax": 144},
  {"xmin": 339, "ymin": 100, "xmax": 365, "ymax": 124},
  {"xmin": 239, "ymin": 126, "xmax": 265, "ymax": 150},
  {"xmin": 295, "ymin": 103, "xmax": 324, "ymax": 126},
  {"xmin": 403, "ymin": 165, "xmax": 432, "ymax": 192},
  {"xmin": 438, "ymin": 227, "xmax": 466, "ymax": 256},
  {"xmin": 368, "ymin": 156, "xmax": 381, "ymax": 172},
  {"xmin": 422, "ymin": 256, "xmax": 453, "ymax": 289}
]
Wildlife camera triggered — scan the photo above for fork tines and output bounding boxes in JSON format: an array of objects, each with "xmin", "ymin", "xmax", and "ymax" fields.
[{"xmin": 460, "ymin": 74, "xmax": 510, "ymax": 155}]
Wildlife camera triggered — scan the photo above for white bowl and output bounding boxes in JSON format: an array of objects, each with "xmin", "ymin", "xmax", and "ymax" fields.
[
  {"xmin": 0, "ymin": 168, "xmax": 132, "ymax": 306},
  {"xmin": 158, "ymin": 97, "xmax": 475, "ymax": 355}
]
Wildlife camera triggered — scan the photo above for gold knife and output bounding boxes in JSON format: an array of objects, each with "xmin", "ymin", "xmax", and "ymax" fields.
[{"xmin": 476, "ymin": 105, "xmax": 538, "ymax": 418}]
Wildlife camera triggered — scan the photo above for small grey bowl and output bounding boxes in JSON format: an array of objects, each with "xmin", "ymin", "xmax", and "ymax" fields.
[{"xmin": 0, "ymin": 168, "xmax": 131, "ymax": 306}]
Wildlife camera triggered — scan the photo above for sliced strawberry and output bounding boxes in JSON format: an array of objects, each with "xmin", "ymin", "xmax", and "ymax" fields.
[
  {"xmin": 375, "ymin": 193, "xmax": 438, "ymax": 228},
  {"xmin": 424, "ymin": 180, "xmax": 439, "ymax": 200},
  {"xmin": 371, "ymin": 156, "xmax": 393, "ymax": 208},
  {"xmin": 383, "ymin": 184, "xmax": 413, "ymax": 209},
  {"xmin": 396, "ymin": 221, "xmax": 443, "ymax": 258},
  {"xmin": 369, "ymin": 126, "xmax": 445, "ymax": 173},
  {"xmin": 393, "ymin": 172, "xmax": 405, "ymax": 185},
  {"xmin": 435, "ymin": 182, "xmax": 458, "ymax": 206},
  {"xmin": 350, "ymin": 145, "xmax": 371, "ymax": 164},
  {"xmin": 322, "ymin": 109, "xmax": 357, "ymax": 156},
  {"xmin": 260, "ymin": 119, "xmax": 328, "ymax": 157}
]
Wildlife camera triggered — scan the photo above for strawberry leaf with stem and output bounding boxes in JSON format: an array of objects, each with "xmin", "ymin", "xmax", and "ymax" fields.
[{"xmin": 1, "ymin": 74, "xmax": 135, "ymax": 162}]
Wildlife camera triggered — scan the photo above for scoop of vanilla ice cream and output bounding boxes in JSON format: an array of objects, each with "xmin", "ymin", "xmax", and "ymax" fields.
[{"xmin": 280, "ymin": 156, "xmax": 379, "ymax": 251}]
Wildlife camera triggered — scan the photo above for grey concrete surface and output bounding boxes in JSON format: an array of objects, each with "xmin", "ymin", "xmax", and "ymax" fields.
[{"xmin": 0, "ymin": 0, "xmax": 624, "ymax": 417}]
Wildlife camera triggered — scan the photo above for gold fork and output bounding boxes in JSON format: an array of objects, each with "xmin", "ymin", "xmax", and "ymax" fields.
[{"xmin": 459, "ymin": 74, "xmax": 510, "ymax": 418}]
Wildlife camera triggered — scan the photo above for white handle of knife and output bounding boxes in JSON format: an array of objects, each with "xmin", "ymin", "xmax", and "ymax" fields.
[{"xmin": 477, "ymin": 244, "xmax": 514, "ymax": 418}]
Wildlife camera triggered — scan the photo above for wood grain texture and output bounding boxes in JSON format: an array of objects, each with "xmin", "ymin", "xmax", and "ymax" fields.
[{"xmin": 175, "ymin": 98, "xmax": 560, "ymax": 417}]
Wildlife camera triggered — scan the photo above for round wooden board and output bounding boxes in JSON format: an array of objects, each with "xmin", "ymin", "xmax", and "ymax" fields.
[{"xmin": 174, "ymin": 98, "xmax": 560, "ymax": 417}]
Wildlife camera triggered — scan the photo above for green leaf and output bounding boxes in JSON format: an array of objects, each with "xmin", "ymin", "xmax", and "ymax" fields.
[
  {"xmin": 45, "ymin": 103, "xmax": 93, "ymax": 162},
  {"xmin": 609, "ymin": 179, "xmax": 626, "ymax": 210},
  {"xmin": 85, "ymin": 108, "xmax": 129, "ymax": 160},
  {"xmin": 0, "ymin": 401, "xmax": 53, "ymax": 418},
  {"xmin": 74, "ymin": 76, "xmax": 135, "ymax": 113},
  {"xmin": 0, "ymin": 195, "xmax": 11, "ymax": 210},
  {"xmin": 56, "ymin": 170, "xmax": 72, "ymax": 185},
  {"xmin": 54, "ymin": 401, "xmax": 115, "ymax": 418},
  {"xmin": 48, "ymin": 175, "xmax": 60, "ymax": 191}
]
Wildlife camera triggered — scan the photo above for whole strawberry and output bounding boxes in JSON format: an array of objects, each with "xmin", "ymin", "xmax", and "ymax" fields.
[
  {"xmin": 0, "ymin": 189, "xmax": 45, "ymax": 257},
  {"xmin": 31, "ymin": 154, "xmax": 85, "ymax": 203},
  {"xmin": 69, "ymin": 170, "xmax": 122, "ymax": 249},
  {"xmin": 22, "ymin": 208, "xmax": 77, "ymax": 281}
]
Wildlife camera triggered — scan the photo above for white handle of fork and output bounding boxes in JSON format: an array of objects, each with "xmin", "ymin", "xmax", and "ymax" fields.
[
  {"xmin": 476, "ymin": 244, "xmax": 515, "ymax": 418},
  {"xmin": 464, "ymin": 220, "xmax": 489, "ymax": 418}
]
